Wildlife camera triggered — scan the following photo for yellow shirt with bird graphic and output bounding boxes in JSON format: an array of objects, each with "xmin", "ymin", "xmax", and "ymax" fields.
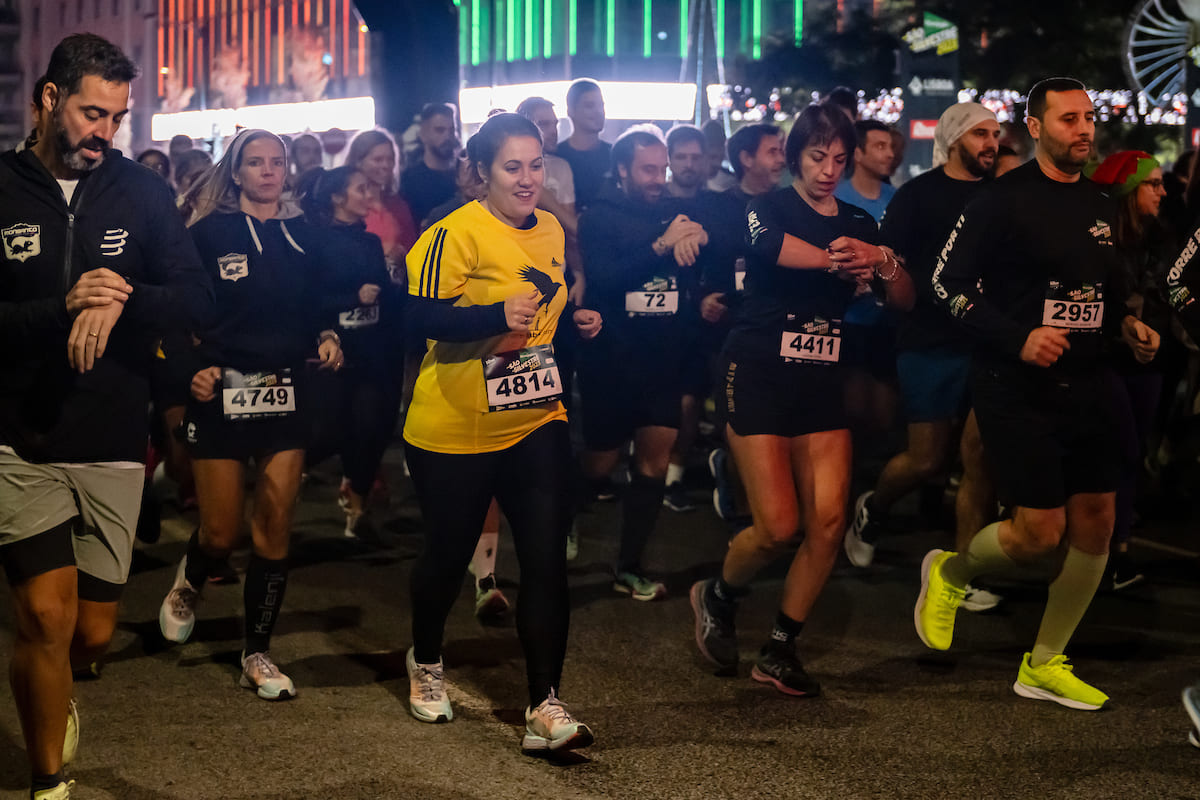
[{"xmin": 403, "ymin": 200, "xmax": 569, "ymax": 454}]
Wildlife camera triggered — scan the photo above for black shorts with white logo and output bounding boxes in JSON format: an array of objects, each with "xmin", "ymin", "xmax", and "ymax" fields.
[
  {"xmin": 184, "ymin": 391, "xmax": 310, "ymax": 462},
  {"xmin": 577, "ymin": 345, "xmax": 683, "ymax": 451},
  {"xmin": 720, "ymin": 354, "xmax": 848, "ymax": 438},
  {"xmin": 971, "ymin": 360, "xmax": 1119, "ymax": 510}
]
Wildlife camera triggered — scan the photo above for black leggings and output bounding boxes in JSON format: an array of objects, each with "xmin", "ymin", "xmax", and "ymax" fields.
[
  {"xmin": 341, "ymin": 373, "xmax": 402, "ymax": 497},
  {"xmin": 405, "ymin": 420, "xmax": 572, "ymax": 707}
]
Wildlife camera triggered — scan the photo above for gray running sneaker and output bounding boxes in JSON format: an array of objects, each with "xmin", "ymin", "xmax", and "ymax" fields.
[
  {"xmin": 159, "ymin": 557, "xmax": 200, "ymax": 644},
  {"xmin": 690, "ymin": 579, "xmax": 738, "ymax": 673},
  {"xmin": 522, "ymin": 690, "xmax": 594, "ymax": 753},
  {"xmin": 407, "ymin": 647, "xmax": 452, "ymax": 723},
  {"xmin": 240, "ymin": 651, "xmax": 296, "ymax": 700}
]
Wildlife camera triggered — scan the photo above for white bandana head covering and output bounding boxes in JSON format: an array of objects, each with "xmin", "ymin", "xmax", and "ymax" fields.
[{"xmin": 932, "ymin": 102, "xmax": 998, "ymax": 167}]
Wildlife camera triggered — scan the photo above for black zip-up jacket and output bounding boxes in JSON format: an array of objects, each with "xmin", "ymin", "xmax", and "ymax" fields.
[
  {"xmin": 578, "ymin": 184, "xmax": 697, "ymax": 366},
  {"xmin": 0, "ymin": 147, "xmax": 212, "ymax": 463}
]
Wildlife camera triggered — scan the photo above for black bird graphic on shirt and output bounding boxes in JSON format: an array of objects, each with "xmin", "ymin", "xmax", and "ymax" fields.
[
  {"xmin": 10, "ymin": 240, "xmax": 33, "ymax": 254},
  {"xmin": 519, "ymin": 265, "xmax": 563, "ymax": 309}
]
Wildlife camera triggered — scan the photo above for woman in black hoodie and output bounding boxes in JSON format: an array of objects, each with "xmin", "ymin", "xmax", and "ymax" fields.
[
  {"xmin": 156, "ymin": 129, "xmax": 343, "ymax": 700},
  {"xmin": 297, "ymin": 165, "xmax": 404, "ymax": 539}
]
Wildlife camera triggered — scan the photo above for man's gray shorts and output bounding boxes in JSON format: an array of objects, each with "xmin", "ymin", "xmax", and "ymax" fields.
[{"xmin": 0, "ymin": 446, "xmax": 144, "ymax": 600}]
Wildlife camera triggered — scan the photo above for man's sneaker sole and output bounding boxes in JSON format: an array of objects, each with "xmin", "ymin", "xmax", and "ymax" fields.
[
  {"xmin": 1012, "ymin": 678, "xmax": 1104, "ymax": 711},
  {"xmin": 750, "ymin": 665, "xmax": 819, "ymax": 697},
  {"xmin": 613, "ymin": 577, "xmax": 666, "ymax": 601},
  {"xmin": 961, "ymin": 584, "xmax": 1002, "ymax": 613},
  {"xmin": 1182, "ymin": 685, "xmax": 1200, "ymax": 731},
  {"xmin": 914, "ymin": 549, "xmax": 952, "ymax": 650},
  {"xmin": 1189, "ymin": 728, "xmax": 1199, "ymax": 749},
  {"xmin": 521, "ymin": 725, "xmax": 595, "ymax": 753}
]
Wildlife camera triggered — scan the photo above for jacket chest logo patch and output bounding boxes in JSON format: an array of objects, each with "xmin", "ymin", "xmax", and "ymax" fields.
[
  {"xmin": 101, "ymin": 228, "xmax": 130, "ymax": 257},
  {"xmin": 2, "ymin": 223, "xmax": 41, "ymax": 262},
  {"xmin": 218, "ymin": 252, "xmax": 249, "ymax": 281}
]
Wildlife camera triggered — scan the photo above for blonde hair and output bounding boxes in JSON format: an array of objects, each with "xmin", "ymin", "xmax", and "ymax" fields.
[{"xmin": 183, "ymin": 129, "xmax": 286, "ymax": 226}]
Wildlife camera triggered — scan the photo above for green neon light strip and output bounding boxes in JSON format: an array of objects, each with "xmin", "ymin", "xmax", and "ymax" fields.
[
  {"xmin": 606, "ymin": 0, "xmax": 615, "ymax": 57},
  {"xmin": 507, "ymin": 0, "xmax": 516, "ymax": 62},
  {"xmin": 680, "ymin": 0, "xmax": 688, "ymax": 58},
  {"xmin": 471, "ymin": 0, "xmax": 481, "ymax": 65},
  {"xmin": 570, "ymin": 0, "xmax": 577, "ymax": 55},
  {"xmin": 644, "ymin": 0, "xmax": 651, "ymax": 57},
  {"xmin": 716, "ymin": 0, "xmax": 724, "ymax": 58},
  {"xmin": 545, "ymin": 0, "xmax": 553, "ymax": 57},
  {"xmin": 794, "ymin": 0, "xmax": 803, "ymax": 45},
  {"xmin": 526, "ymin": 0, "xmax": 534, "ymax": 59},
  {"xmin": 752, "ymin": 0, "xmax": 762, "ymax": 58}
]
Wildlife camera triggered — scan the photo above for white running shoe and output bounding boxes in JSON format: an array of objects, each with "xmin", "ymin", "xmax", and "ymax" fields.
[
  {"xmin": 842, "ymin": 490, "xmax": 876, "ymax": 568},
  {"xmin": 32, "ymin": 781, "xmax": 74, "ymax": 800},
  {"xmin": 407, "ymin": 647, "xmax": 452, "ymax": 723},
  {"xmin": 159, "ymin": 557, "xmax": 200, "ymax": 644},
  {"xmin": 62, "ymin": 698, "xmax": 79, "ymax": 766},
  {"xmin": 239, "ymin": 651, "xmax": 296, "ymax": 700},
  {"xmin": 962, "ymin": 583, "xmax": 1003, "ymax": 612},
  {"xmin": 522, "ymin": 690, "xmax": 594, "ymax": 753},
  {"xmin": 565, "ymin": 524, "xmax": 579, "ymax": 562}
]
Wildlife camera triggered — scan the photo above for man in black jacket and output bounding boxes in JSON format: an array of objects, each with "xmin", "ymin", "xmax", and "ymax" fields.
[{"xmin": 0, "ymin": 35, "xmax": 212, "ymax": 800}]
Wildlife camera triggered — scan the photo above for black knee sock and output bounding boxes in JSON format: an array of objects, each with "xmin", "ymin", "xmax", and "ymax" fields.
[
  {"xmin": 617, "ymin": 472, "xmax": 666, "ymax": 574},
  {"xmin": 184, "ymin": 528, "xmax": 222, "ymax": 590},
  {"xmin": 31, "ymin": 772, "xmax": 64, "ymax": 795},
  {"xmin": 243, "ymin": 555, "xmax": 289, "ymax": 655},
  {"xmin": 768, "ymin": 612, "xmax": 804, "ymax": 651}
]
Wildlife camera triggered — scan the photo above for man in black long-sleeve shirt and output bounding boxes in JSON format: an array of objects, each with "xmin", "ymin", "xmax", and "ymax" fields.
[
  {"xmin": 0, "ymin": 36, "xmax": 212, "ymax": 799},
  {"xmin": 916, "ymin": 78, "xmax": 1160, "ymax": 712}
]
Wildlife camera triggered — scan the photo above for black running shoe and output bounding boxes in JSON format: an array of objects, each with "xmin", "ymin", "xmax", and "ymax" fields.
[
  {"xmin": 663, "ymin": 482, "xmax": 696, "ymax": 512},
  {"xmin": 690, "ymin": 579, "xmax": 738, "ymax": 673},
  {"xmin": 751, "ymin": 644, "xmax": 821, "ymax": 697}
]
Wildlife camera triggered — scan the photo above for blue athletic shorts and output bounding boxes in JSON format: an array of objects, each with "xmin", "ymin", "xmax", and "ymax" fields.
[{"xmin": 896, "ymin": 347, "xmax": 971, "ymax": 423}]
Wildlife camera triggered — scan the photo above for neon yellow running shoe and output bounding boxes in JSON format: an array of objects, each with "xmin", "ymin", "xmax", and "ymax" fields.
[
  {"xmin": 1013, "ymin": 652, "xmax": 1109, "ymax": 711},
  {"xmin": 914, "ymin": 549, "xmax": 965, "ymax": 651}
]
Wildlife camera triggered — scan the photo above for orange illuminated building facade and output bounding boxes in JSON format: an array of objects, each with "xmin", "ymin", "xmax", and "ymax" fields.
[{"xmin": 156, "ymin": 0, "xmax": 372, "ymax": 111}]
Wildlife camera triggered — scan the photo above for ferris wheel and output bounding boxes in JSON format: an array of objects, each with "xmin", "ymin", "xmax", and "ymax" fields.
[{"xmin": 1124, "ymin": 0, "xmax": 1200, "ymax": 103}]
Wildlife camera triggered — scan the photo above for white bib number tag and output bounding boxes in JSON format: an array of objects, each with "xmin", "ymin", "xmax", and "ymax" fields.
[
  {"xmin": 626, "ymin": 276, "xmax": 679, "ymax": 316},
  {"xmin": 780, "ymin": 317, "xmax": 841, "ymax": 364},
  {"xmin": 338, "ymin": 305, "xmax": 380, "ymax": 328},
  {"xmin": 483, "ymin": 344, "xmax": 563, "ymax": 411},
  {"xmin": 221, "ymin": 369, "xmax": 296, "ymax": 420},
  {"xmin": 1042, "ymin": 281, "xmax": 1103, "ymax": 330}
]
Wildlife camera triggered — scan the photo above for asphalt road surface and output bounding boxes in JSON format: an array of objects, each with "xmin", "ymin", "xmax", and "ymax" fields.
[{"xmin": 2, "ymin": 448, "xmax": 1198, "ymax": 799}]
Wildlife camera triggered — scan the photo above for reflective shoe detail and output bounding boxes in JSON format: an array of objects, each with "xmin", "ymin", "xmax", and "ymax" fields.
[
  {"xmin": 239, "ymin": 651, "xmax": 296, "ymax": 700},
  {"xmin": 663, "ymin": 482, "xmax": 696, "ymax": 512},
  {"xmin": 708, "ymin": 448, "xmax": 736, "ymax": 521},
  {"xmin": 159, "ymin": 557, "xmax": 200, "ymax": 644},
  {"xmin": 1189, "ymin": 728, "xmax": 1199, "ymax": 749},
  {"xmin": 961, "ymin": 584, "xmax": 1003, "ymax": 612},
  {"xmin": 690, "ymin": 579, "xmax": 738, "ymax": 672},
  {"xmin": 32, "ymin": 780, "xmax": 74, "ymax": 800},
  {"xmin": 1182, "ymin": 683, "xmax": 1200, "ymax": 733},
  {"xmin": 750, "ymin": 645, "xmax": 821, "ymax": 697},
  {"xmin": 565, "ymin": 525, "xmax": 579, "ymax": 562},
  {"xmin": 914, "ymin": 549, "xmax": 965, "ymax": 651},
  {"xmin": 613, "ymin": 571, "xmax": 667, "ymax": 601},
  {"xmin": 62, "ymin": 698, "xmax": 78, "ymax": 766},
  {"xmin": 407, "ymin": 647, "xmax": 452, "ymax": 723},
  {"xmin": 522, "ymin": 690, "xmax": 594, "ymax": 753},
  {"xmin": 474, "ymin": 574, "xmax": 510, "ymax": 621},
  {"xmin": 843, "ymin": 490, "xmax": 877, "ymax": 568},
  {"xmin": 1013, "ymin": 653, "xmax": 1108, "ymax": 711},
  {"xmin": 1107, "ymin": 551, "xmax": 1145, "ymax": 591}
]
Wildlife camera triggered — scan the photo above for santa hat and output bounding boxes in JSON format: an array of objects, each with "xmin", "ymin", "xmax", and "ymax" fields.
[{"xmin": 1087, "ymin": 150, "xmax": 1159, "ymax": 196}]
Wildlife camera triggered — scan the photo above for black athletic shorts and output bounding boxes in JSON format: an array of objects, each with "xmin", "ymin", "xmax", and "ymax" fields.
[
  {"xmin": 184, "ymin": 378, "xmax": 310, "ymax": 461},
  {"xmin": 971, "ymin": 361, "xmax": 1119, "ymax": 510},
  {"xmin": 577, "ymin": 345, "xmax": 682, "ymax": 451},
  {"xmin": 721, "ymin": 354, "xmax": 848, "ymax": 438}
]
